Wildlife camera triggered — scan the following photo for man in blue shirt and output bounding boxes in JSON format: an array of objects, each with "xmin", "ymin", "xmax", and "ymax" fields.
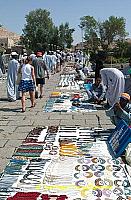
[
  {"xmin": 106, "ymin": 93, "xmax": 131, "ymax": 126},
  {"xmin": 86, "ymin": 77, "xmax": 106, "ymax": 104}
]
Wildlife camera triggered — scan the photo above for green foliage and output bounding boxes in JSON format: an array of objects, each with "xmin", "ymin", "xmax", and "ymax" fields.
[
  {"xmin": 21, "ymin": 9, "xmax": 74, "ymax": 52},
  {"xmin": 22, "ymin": 9, "xmax": 54, "ymax": 52},
  {"xmin": 101, "ymin": 16, "xmax": 128, "ymax": 46},
  {"xmin": 79, "ymin": 15, "xmax": 128, "ymax": 54},
  {"xmin": 80, "ymin": 16, "xmax": 100, "ymax": 52},
  {"xmin": 58, "ymin": 23, "xmax": 74, "ymax": 49}
]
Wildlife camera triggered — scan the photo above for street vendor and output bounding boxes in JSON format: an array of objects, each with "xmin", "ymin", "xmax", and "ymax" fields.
[
  {"xmin": 75, "ymin": 68, "xmax": 86, "ymax": 81},
  {"xmin": 100, "ymin": 68, "xmax": 125, "ymax": 106},
  {"xmin": 86, "ymin": 77, "xmax": 106, "ymax": 104},
  {"xmin": 106, "ymin": 93, "xmax": 131, "ymax": 126}
]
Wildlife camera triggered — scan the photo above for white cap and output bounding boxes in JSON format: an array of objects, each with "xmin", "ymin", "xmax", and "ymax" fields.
[{"xmin": 11, "ymin": 52, "xmax": 18, "ymax": 56}]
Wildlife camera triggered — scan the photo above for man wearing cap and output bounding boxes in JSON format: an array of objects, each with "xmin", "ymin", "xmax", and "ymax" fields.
[
  {"xmin": 7, "ymin": 52, "xmax": 20, "ymax": 101},
  {"xmin": 106, "ymin": 93, "xmax": 131, "ymax": 126},
  {"xmin": 32, "ymin": 51, "xmax": 49, "ymax": 98}
]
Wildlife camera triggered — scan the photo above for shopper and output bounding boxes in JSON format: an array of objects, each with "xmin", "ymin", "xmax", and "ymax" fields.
[
  {"xmin": 32, "ymin": 51, "xmax": 49, "ymax": 98},
  {"xmin": 18, "ymin": 56, "xmax": 36, "ymax": 112}
]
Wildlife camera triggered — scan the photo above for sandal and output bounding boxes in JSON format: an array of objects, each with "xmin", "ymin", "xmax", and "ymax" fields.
[
  {"xmin": 39, "ymin": 95, "xmax": 44, "ymax": 99},
  {"xmin": 31, "ymin": 102, "xmax": 36, "ymax": 108}
]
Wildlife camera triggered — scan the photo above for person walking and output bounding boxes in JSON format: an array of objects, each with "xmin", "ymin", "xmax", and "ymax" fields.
[
  {"xmin": 7, "ymin": 52, "xmax": 20, "ymax": 101},
  {"xmin": 32, "ymin": 51, "xmax": 49, "ymax": 98},
  {"xmin": 18, "ymin": 56, "xmax": 36, "ymax": 112},
  {"xmin": 0, "ymin": 53, "xmax": 5, "ymax": 75}
]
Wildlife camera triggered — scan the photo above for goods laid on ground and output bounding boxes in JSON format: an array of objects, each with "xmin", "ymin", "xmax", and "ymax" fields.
[
  {"xmin": 44, "ymin": 91, "xmax": 97, "ymax": 113},
  {"xmin": 0, "ymin": 125, "xmax": 130, "ymax": 200}
]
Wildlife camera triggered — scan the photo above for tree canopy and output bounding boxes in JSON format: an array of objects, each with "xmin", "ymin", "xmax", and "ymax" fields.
[
  {"xmin": 79, "ymin": 15, "xmax": 128, "ymax": 53},
  {"xmin": 21, "ymin": 8, "xmax": 74, "ymax": 52}
]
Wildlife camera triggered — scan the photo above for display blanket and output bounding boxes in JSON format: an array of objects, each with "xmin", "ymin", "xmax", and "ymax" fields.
[
  {"xmin": 44, "ymin": 92, "xmax": 96, "ymax": 113},
  {"xmin": 0, "ymin": 126, "xmax": 131, "ymax": 199}
]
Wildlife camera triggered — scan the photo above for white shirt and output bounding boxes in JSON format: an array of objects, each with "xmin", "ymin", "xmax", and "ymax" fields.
[{"xmin": 22, "ymin": 63, "xmax": 32, "ymax": 80}]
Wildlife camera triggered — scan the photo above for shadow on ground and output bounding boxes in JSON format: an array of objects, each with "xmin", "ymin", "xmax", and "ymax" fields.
[
  {"xmin": 0, "ymin": 107, "xmax": 22, "ymax": 112},
  {"xmin": 0, "ymin": 98, "xmax": 9, "ymax": 102}
]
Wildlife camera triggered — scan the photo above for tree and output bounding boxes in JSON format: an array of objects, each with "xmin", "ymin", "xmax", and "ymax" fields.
[
  {"xmin": 100, "ymin": 16, "xmax": 128, "ymax": 48},
  {"xmin": 115, "ymin": 40, "xmax": 128, "ymax": 58},
  {"xmin": 79, "ymin": 15, "xmax": 128, "ymax": 53},
  {"xmin": 21, "ymin": 9, "xmax": 74, "ymax": 52},
  {"xmin": 50, "ymin": 26, "xmax": 59, "ymax": 49},
  {"xmin": 58, "ymin": 23, "xmax": 74, "ymax": 49},
  {"xmin": 80, "ymin": 16, "xmax": 99, "ymax": 52},
  {"xmin": 21, "ymin": 8, "xmax": 54, "ymax": 52},
  {"xmin": 64, "ymin": 23, "xmax": 75, "ymax": 49}
]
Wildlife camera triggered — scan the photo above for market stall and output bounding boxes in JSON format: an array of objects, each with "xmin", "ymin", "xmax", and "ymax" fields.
[{"xmin": 0, "ymin": 121, "xmax": 131, "ymax": 200}]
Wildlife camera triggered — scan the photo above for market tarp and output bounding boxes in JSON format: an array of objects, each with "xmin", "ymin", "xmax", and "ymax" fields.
[{"xmin": 0, "ymin": 126, "xmax": 130, "ymax": 199}]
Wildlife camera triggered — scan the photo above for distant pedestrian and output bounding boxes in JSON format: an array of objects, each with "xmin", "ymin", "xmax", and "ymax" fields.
[
  {"xmin": 18, "ymin": 56, "xmax": 36, "ymax": 112},
  {"xmin": 0, "ymin": 53, "xmax": 5, "ymax": 74},
  {"xmin": 75, "ymin": 68, "xmax": 86, "ymax": 81},
  {"xmin": 100, "ymin": 68, "xmax": 125, "ymax": 106},
  {"xmin": 43, "ymin": 51, "xmax": 52, "ymax": 72},
  {"xmin": 51, "ymin": 52, "xmax": 57, "ymax": 74},
  {"xmin": 7, "ymin": 52, "xmax": 20, "ymax": 101}
]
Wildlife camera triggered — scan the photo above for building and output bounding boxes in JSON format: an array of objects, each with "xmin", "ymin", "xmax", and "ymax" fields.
[{"xmin": 0, "ymin": 27, "xmax": 20, "ymax": 49}]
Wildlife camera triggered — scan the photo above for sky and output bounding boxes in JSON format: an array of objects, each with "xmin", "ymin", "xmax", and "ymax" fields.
[{"xmin": 0, "ymin": 0, "xmax": 131, "ymax": 45}]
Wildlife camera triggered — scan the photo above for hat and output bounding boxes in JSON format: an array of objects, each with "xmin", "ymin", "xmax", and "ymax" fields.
[
  {"xmin": 11, "ymin": 52, "xmax": 18, "ymax": 56},
  {"xmin": 36, "ymin": 51, "xmax": 42, "ymax": 57},
  {"xmin": 120, "ymin": 93, "xmax": 130, "ymax": 101}
]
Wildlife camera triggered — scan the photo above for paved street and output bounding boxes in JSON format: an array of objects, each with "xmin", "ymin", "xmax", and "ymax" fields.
[{"xmin": 0, "ymin": 69, "xmax": 114, "ymax": 173}]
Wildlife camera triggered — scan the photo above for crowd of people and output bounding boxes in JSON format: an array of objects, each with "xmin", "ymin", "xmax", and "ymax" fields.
[
  {"xmin": 0, "ymin": 49, "xmax": 130, "ymax": 126},
  {"xmin": 5, "ymin": 50, "xmax": 68, "ymax": 112},
  {"xmin": 0, "ymin": 49, "xmax": 131, "ymax": 171}
]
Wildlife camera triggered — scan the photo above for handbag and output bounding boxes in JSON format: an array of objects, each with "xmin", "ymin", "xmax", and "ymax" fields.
[{"xmin": 16, "ymin": 66, "xmax": 22, "ymax": 85}]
